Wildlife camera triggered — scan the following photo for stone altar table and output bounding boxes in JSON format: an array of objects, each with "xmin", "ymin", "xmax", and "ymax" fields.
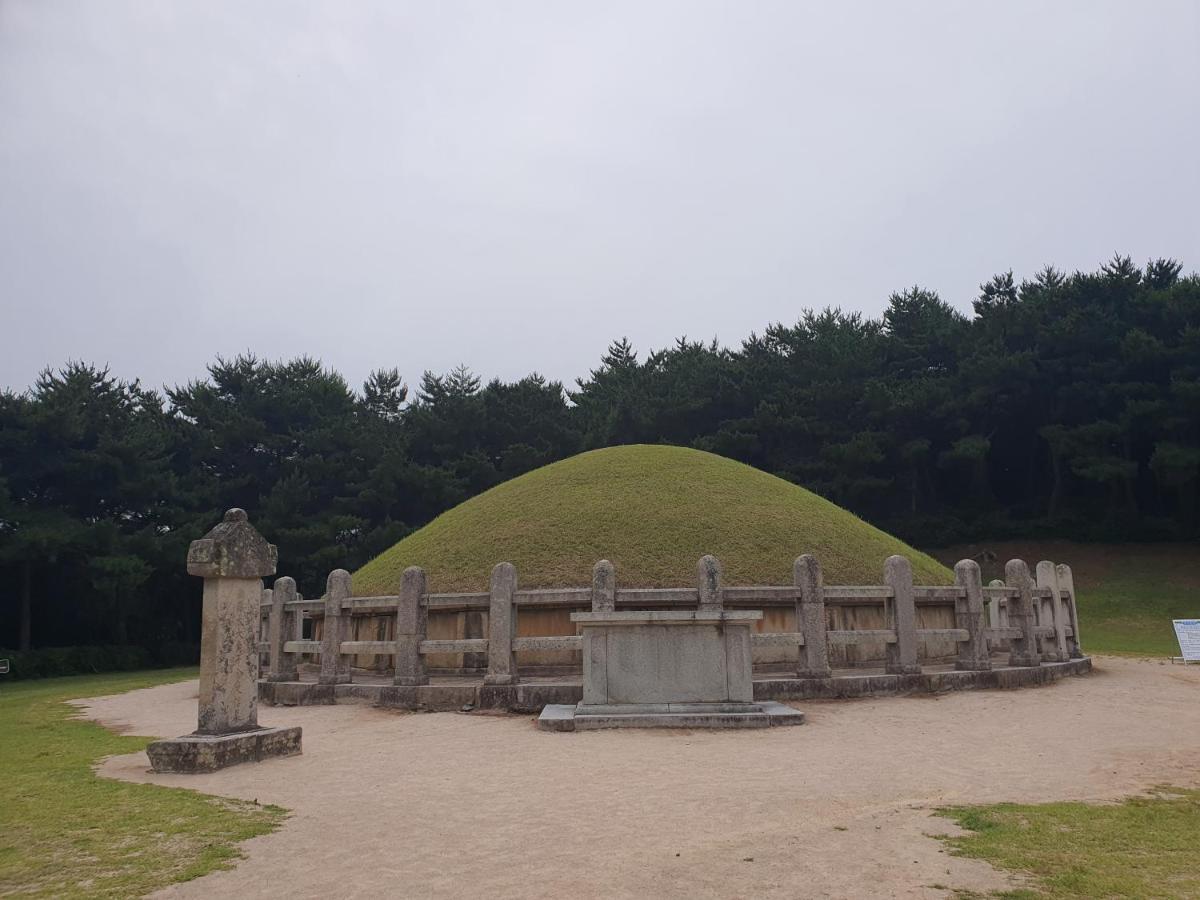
[{"xmin": 539, "ymin": 609, "xmax": 804, "ymax": 730}]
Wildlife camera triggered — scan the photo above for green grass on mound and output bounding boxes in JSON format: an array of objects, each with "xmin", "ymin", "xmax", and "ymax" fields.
[
  {"xmin": 0, "ymin": 669, "xmax": 285, "ymax": 899},
  {"xmin": 355, "ymin": 444, "xmax": 950, "ymax": 594}
]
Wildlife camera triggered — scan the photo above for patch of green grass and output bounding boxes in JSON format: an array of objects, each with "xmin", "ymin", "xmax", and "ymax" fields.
[
  {"xmin": 932, "ymin": 541, "xmax": 1199, "ymax": 657},
  {"xmin": 0, "ymin": 669, "xmax": 285, "ymax": 899},
  {"xmin": 355, "ymin": 444, "xmax": 950, "ymax": 594},
  {"xmin": 938, "ymin": 788, "xmax": 1200, "ymax": 899}
]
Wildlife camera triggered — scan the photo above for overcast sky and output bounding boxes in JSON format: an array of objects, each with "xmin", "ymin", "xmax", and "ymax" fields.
[{"xmin": 2, "ymin": 2, "xmax": 1197, "ymax": 396}]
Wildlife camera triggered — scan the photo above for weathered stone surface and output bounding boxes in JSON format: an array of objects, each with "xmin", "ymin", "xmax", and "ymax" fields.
[
  {"xmin": 319, "ymin": 569, "xmax": 352, "ymax": 685},
  {"xmin": 1005, "ymin": 559, "xmax": 1041, "ymax": 667},
  {"xmin": 484, "ymin": 562, "xmax": 519, "ymax": 685},
  {"xmin": 394, "ymin": 566, "xmax": 429, "ymax": 686},
  {"xmin": 795, "ymin": 554, "xmax": 831, "ymax": 678},
  {"xmin": 573, "ymin": 610, "xmax": 761, "ymax": 706},
  {"xmin": 148, "ymin": 726, "xmax": 301, "ymax": 773},
  {"xmin": 259, "ymin": 658, "xmax": 1092, "ymax": 711},
  {"xmin": 884, "ymin": 555, "xmax": 921, "ymax": 675},
  {"xmin": 953, "ymin": 560, "xmax": 991, "ymax": 671},
  {"xmin": 696, "ymin": 555, "xmax": 723, "ymax": 610},
  {"xmin": 267, "ymin": 576, "xmax": 299, "ymax": 682},
  {"xmin": 196, "ymin": 575, "xmax": 263, "ymax": 734},
  {"xmin": 753, "ymin": 657, "xmax": 1092, "ymax": 701},
  {"xmin": 1057, "ymin": 563, "xmax": 1084, "ymax": 657},
  {"xmin": 537, "ymin": 700, "xmax": 804, "ymax": 731},
  {"xmin": 187, "ymin": 508, "xmax": 278, "ymax": 579},
  {"xmin": 591, "ymin": 559, "xmax": 616, "ymax": 612},
  {"xmin": 1036, "ymin": 560, "xmax": 1070, "ymax": 662}
]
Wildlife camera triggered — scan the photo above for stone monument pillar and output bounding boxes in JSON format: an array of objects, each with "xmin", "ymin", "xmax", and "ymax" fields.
[{"xmin": 147, "ymin": 508, "xmax": 302, "ymax": 773}]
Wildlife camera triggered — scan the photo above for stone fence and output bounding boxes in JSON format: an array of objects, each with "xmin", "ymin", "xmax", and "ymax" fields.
[{"xmin": 256, "ymin": 555, "xmax": 1085, "ymax": 700}]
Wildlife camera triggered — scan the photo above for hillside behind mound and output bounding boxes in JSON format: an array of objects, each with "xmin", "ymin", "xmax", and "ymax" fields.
[{"xmin": 353, "ymin": 445, "xmax": 950, "ymax": 594}]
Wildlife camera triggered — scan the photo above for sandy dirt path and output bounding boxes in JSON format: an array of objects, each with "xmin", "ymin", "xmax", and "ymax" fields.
[{"xmin": 77, "ymin": 658, "xmax": 1200, "ymax": 899}]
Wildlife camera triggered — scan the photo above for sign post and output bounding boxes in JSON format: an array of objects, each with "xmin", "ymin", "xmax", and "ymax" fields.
[{"xmin": 1171, "ymin": 619, "xmax": 1200, "ymax": 664}]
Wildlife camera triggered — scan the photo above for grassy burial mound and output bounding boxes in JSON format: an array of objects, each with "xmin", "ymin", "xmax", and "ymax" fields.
[{"xmin": 354, "ymin": 444, "xmax": 950, "ymax": 595}]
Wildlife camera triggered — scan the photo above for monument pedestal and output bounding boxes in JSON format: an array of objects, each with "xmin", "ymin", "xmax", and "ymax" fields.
[
  {"xmin": 147, "ymin": 726, "xmax": 302, "ymax": 774},
  {"xmin": 538, "ymin": 609, "xmax": 805, "ymax": 731}
]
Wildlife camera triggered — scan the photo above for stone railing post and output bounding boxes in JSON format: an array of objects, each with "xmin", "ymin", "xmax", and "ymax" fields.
[
  {"xmin": 1036, "ymin": 561, "xmax": 1069, "ymax": 662},
  {"xmin": 259, "ymin": 589, "xmax": 271, "ymax": 677},
  {"xmin": 794, "ymin": 554, "xmax": 831, "ymax": 678},
  {"xmin": 697, "ymin": 555, "xmax": 723, "ymax": 610},
  {"xmin": 884, "ymin": 555, "xmax": 920, "ymax": 675},
  {"xmin": 268, "ymin": 576, "xmax": 299, "ymax": 682},
  {"xmin": 987, "ymin": 579, "xmax": 1009, "ymax": 628},
  {"xmin": 1057, "ymin": 563, "xmax": 1083, "ymax": 657},
  {"xmin": 953, "ymin": 560, "xmax": 991, "ymax": 671},
  {"xmin": 985, "ymin": 580, "xmax": 1001, "ymax": 628},
  {"xmin": 484, "ymin": 562, "xmax": 519, "ymax": 685},
  {"xmin": 591, "ymin": 559, "xmax": 616, "ymax": 612},
  {"xmin": 147, "ymin": 507, "xmax": 300, "ymax": 773},
  {"xmin": 1005, "ymin": 559, "xmax": 1041, "ymax": 667},
  {"xmin": 319, "ymin": 569, "xmax": 353, "ymax": 685},
  {"xmin": 394, "ymin": 566, "xmax": 428, "ymax": 686}
]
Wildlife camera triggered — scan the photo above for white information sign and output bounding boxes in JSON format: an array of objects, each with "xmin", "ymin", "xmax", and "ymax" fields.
[{"xmin": 1172, "ymin": 620, "xmax": 1200, "ymax": 661}]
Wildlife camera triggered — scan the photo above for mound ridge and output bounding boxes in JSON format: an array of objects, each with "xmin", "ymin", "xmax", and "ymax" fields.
[{"xmin": 353, "ymin": 444, "xmax": 950, "ymax": 594}]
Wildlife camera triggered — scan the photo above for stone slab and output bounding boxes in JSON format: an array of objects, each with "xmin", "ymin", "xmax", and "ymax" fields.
[
  {"xmin": 257, "ymin": 658, "xmax": 1093, "ymax": 712},
  {"xmin": 537, "ymin": 700, "xmax": 804, "ymax": 732},
  {"xmin": 147, "ymin": 726, "xmax": 302, "ymax": 773}
]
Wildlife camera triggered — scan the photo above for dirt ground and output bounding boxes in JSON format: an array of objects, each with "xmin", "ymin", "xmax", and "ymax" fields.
[{"xmin": 77, "ymin": 657, "xmax": 1200, "ymax": 900}]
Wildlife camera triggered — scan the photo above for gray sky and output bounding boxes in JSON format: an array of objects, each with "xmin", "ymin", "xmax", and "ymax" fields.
[{"xmin": 2, "ymin": 2, "xmax": 1197, "ymax": 396}]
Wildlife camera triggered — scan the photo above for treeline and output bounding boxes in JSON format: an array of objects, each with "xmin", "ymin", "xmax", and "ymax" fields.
[{"xmin": 1, "ymin": 255, "xmax": 1198, "ymax": 654}]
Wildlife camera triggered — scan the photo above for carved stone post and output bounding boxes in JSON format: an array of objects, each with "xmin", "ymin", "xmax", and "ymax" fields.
[
  {"xmin": 884, "ymin": 555, "xmax": 920, "ymax": 675},
  {"xmin": 394, "ymin": 566, "xmax": 428, "ymax": 686},
  {"xmin": 591, "ymin": 559, "xmax": 616, "ymax": 612},
  {"xmin": 953, "ymin": 560, "xmax": 991, "ymax": 671},
  {"xmin": 1057, "ymin": 563, "xmax": 1084, "ymax": 658},
  {"xmin": 319, "ymin": 569, "xmax": 353, "ymax": 684},
  {"xmin": 697, "ymin": 555, "xmax": 723, "ymax": 610},
  {"xmin": 988, "ymin": 579, "xmax": 1009, "ymax": 628},
  {"xmin": 1005, "ymin": 559, "xmax": 1041, "ymax": 667},
  {"xmin": 794, "ymin": 554, "xmax": 831, "ymax": 678},
  {"xmin": 268, "ymin": 576, "xmax": 299, "ymax": 682},
  {"xmin": 484, "ymin": 562, "xmax": 519, "ymax": 685},
  {"xmin": 147, "ymin": 508, "xmax": 301, "ymax": 773},
  {"xmin": 1036, "ymin": 561, "xmax": 1069, "ymax": 662}
]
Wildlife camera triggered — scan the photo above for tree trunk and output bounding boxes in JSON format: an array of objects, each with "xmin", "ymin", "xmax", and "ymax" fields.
[
  {"xmin": 113, "ymin": 590, "xmax": 128, "ymax": 645},
  {"xmin": 19, "ymin": 560, "xmax": 32, "ymax": 651},
  {"xmin": 1047, "ymin": 450, "xmax": 1063, "ymax": 520}
]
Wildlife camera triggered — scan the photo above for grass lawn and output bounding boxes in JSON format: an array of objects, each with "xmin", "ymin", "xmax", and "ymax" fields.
[
  {"xmin": 0, "ymin": 668, "xmax": 285, "ymax": 899},
  {"xmin": 938, "ymin": 788, "xmax": 1200, "ymax": 899},
  {"xmin": 931, "ymin": 540, "xmax": 1199, "ymax": 658}
]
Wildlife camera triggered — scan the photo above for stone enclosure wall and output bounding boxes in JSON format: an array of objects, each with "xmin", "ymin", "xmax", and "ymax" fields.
[{"xmin": 257, "ymin": 554, "xmax": 1084, "ymax": 688}]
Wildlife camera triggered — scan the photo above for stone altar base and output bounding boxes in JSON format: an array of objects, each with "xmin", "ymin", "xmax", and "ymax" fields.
[
  {"xmin": 538, "ymin": 700, "xmax": 805, "ymax": 732},
  {"xmin": 147, "ymin": 726, "xmax": 302, "ymax": 774}
]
